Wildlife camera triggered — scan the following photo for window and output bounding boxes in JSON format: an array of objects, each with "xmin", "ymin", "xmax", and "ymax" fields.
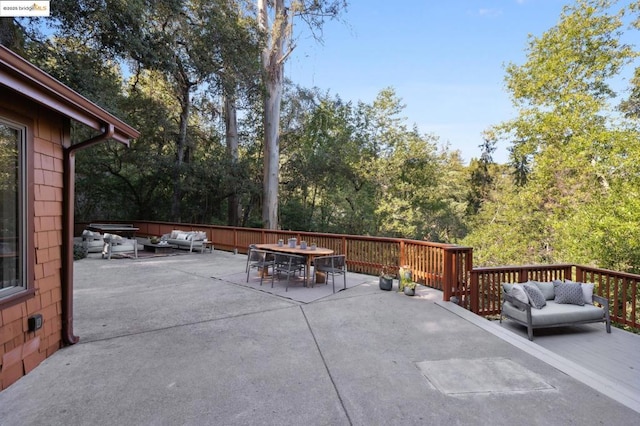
[{"xmin": 0, "ymin": 119, "xmax": 27, "ymax": 299}]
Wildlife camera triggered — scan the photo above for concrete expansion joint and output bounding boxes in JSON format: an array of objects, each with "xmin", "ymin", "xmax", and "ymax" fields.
[{"xmin": 300, "ymin": 306, "xmax": 353, "ymax": 425}]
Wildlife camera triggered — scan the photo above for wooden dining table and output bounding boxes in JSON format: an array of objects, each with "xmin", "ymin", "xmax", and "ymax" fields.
[{"xmin": 254, "ymin": 243, "xmax": 334, "ymax": 286}]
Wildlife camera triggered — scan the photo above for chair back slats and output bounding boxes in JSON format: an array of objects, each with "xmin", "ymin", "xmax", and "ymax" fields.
[
  {"xmin": 246, "ymin": 247, "xmax": 275, "ymax": 286},
  {"xmin": 272, "ymin": 253, "xmax": 307, "ymax": 291},
  {"xmin": 313, "ymin": 255, "xmax": 347, "ymax": 293}
]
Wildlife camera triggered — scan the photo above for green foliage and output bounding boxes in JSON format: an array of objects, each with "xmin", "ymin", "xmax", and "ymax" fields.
[
  {"xmin": 73, "ymin": 243, "xmax": 87, "ymax": 260},
  {"xmin": 16, "ymin": 0, "xmax": 640, "ymax": 279},
  {"xmin": 464, "ymin": 0, "xmax": 640, "ymax": 272}
]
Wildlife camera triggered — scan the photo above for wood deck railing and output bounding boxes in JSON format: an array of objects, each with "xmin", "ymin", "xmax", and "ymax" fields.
[
  {"xmin": 75, "ymin": 220, "xmax": 473, "ymax": 296},
  {"xmin": 75, "ymin": 221, "xmax": 638, "ymax": 331},
  {"xmin": 471, "ymin": 264, "xmax": 639, "ymax": 330}
]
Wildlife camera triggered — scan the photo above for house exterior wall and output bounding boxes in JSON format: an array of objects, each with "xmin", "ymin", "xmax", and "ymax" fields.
[{"xmin": 0, "ymin": 87, "xmax": 66, "ymax": 390}]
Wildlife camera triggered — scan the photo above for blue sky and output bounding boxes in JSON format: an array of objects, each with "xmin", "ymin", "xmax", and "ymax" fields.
[{"xmin": 286, "ymin": 0, "xmax": 584, "ymax": 164}]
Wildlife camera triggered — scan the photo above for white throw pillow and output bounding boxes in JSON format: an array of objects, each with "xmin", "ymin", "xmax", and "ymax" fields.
[
  {"xmin": 510, "ymin": 284, "xmax": 530, "ymax": 305},
  {"xmin": 581, "ymin": 282, "xmax": 594, "ymax": 304}
]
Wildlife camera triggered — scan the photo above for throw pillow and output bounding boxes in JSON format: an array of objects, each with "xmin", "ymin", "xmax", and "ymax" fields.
[
  {"xmin": 532, "ymin": 281, "xmax": 555, "ymax": 300},
  {"xmin": 501, "ymin": 283, "xmax": 515, "ymax": 295},
  {"xmin": 581, "ymin": 282, "xmax": 594, "ymax": 304},
  {"xmin": 523, "ymin": 283, "xmax": 547, "ymax": 309},
  {"xmin": 522, "ymin": 283, "xmax": 547, "ymax": 309},
  {"xmin": 566, "ymin": 279, "xmax": 595, "ymax": 304},
  {"xmin": 553, "ymin": 281, "xmax": 585, "ymax": 306},
  {"xmin": 509, "ymin": 285, "xmax": 530, "ymax": 309}
]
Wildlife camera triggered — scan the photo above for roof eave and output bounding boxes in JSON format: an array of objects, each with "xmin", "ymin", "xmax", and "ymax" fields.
[{"xmin": 0, "ymin": 45, "xmax": 140, "ymax": 142}]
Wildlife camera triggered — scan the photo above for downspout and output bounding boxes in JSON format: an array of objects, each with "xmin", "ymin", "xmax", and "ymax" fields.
[{"xmin": 62, "ymin": 124, "xmax": 126, "ymax": 345}]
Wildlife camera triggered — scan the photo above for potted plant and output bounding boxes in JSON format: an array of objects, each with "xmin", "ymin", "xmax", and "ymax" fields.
[
  {"xmin": 398, "ymin": 265, "xmax": 414, "ymax": 295},
  {"xmin": 379, "ymin": 266, "xmax": 394, "ymax": 291},
  {"xmin": 403, "ymin": 281, "xmax": 416, "ymax": 296},
  {"xmin": 149, "ymin": 236, "xmax": 160, "ymax": 244}
]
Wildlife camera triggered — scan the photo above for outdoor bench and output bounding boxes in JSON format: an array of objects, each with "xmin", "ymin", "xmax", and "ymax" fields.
[{"xmin": 500, "ymin": 280, "xmax": 611, "ymax": 341}]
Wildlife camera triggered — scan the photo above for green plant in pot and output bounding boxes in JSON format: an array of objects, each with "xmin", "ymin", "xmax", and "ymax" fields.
[
  {"xmin": 379, "ymin": 266, "xmax": 394, "ymax": 291},
  {"xmin": 399, "ymin": 265, "xmax": 415, "ymax": 295},
  {"xmin": 149, "ymin": 236, "xmax": 160, "ymax": 244},
  {"xmin": 403, "ymin": 281, "xmax": 416, "ymax": 296}
]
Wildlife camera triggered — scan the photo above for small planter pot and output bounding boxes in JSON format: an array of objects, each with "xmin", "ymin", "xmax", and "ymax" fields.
[
  {"xmin": 403, "ymin": 286, "xmax": 415, "ymax": 296},
  {"xmin": 379, "ymin": 276, "xmax": 393, "ymax": 291}
]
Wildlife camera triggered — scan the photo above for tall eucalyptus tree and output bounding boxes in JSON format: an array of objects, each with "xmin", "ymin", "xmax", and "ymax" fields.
[{"xmin": 257, "ymin": 0, "xmax": 346, "ymax": 229}]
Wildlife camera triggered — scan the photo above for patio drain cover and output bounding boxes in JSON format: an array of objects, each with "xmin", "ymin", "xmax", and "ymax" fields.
[{"xmin": 417, "ymin": 357, "xmax": 555, "ymax": 395}]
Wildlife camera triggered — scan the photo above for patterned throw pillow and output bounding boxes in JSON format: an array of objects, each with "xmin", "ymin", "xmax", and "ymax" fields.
[
  {"xmin": 554, "ymin": 281, "xmax": 585, "ymax": 306},
  {"xmin": 532, "ymin": 280, "xmax": 555, "ymax": 300},
  {"xmin": 523, "ymin": 283, "xmax": 547, "ymax": 309},
  {"xmin": 566, "ymin": 280, "xmax": 594, "ymax": 304}
]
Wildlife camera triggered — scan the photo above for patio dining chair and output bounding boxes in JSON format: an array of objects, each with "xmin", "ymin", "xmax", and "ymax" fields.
[
  {"xmin": 246, "ymin": 247, "xmax": 275, "ymax": 286},
  {"xmin": 245, "ymin": 244, "xmax": 258, "ymax": 272},
  {"xmin": 313, "ymin": 255, "xmax": 347, "ymax": 293},
  {"xmin": 272, "ymin": 253, "xmax": 307, "ymax": 291}
]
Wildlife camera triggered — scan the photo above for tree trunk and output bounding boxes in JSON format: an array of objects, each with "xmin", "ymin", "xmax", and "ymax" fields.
[
  {"xmin": 224, "ymin": 93, "xmax": 240, "ymax": 226},
  {"xmin": 0, "ymin": 18, "xmax": 20, "ymax": 50},
  {"xmin": 258, "ymin": 0, "xmax": 287, "ymax": 230},
  {"xmin": 171, "ymin": 82, "xmax": 191, "ymax": 222}
]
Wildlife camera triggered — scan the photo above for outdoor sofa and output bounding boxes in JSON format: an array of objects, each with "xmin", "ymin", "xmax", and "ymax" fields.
[
  {"xmin": 161, "ymin": 230, "xmax": 209, "ymax": 253},
  {"xmin": 500, "ymin": 280, "xmax": 611, "ymax": 341},
  {"xmin": 82, "ymin": 229, "xmax": 104, "ymax": 253},
  {"xmin": 101, "ymin": 233, "xmax": 138, "ymax": 259}
]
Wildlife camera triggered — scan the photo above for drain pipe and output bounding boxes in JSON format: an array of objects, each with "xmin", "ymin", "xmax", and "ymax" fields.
[{"xmin": 61, "ymin": 124, "xmax": 126, "ymax": 345}]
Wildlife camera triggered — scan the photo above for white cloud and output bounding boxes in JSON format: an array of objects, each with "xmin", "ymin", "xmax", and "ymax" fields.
[{"xmin": 478, "ymin": 8, "xmax": 503, "ymax": 18}]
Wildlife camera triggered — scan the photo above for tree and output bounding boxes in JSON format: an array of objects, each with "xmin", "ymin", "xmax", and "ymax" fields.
[
  {"xmin": 257, "ymin": 0, "xmax": 346, "ymax": 229},
  {"xmin": 466, "ymin": 135, "xmax": 496, "ymax": 215},
  {"xmin": 465, "ymin": 0, "xmax": 640, "ymax": 268},
  {"xmin": 43, "ymin": 0, "xmax": 264, "ymax": 223},
  {"xmin": 0, "ymin": 18, "xmax": 24, "ymax": 52}
]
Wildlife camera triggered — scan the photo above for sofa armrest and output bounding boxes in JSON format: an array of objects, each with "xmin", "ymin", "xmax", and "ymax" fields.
[
  {"xmin": 592, "ymin": 294, "xmax": 611, "ymax": 333},
  {"xmin": 502, "ymin": 291, "xmax": 534, "ymax": 340},
  {"xmin": 592, "ymin": 294, "xmax": 608, "ymax": 307}
]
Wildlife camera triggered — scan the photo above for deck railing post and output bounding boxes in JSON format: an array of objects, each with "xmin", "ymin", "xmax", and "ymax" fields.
[
  {"xmin": 470, "ymin": 271, "xmax": 479, "ymax": 313},
  {"xmin": 443, "ymin": 248, "xmax": 453, "ymax": 301},
  {"xmin": 574, "ymin": 264, "xmax": 584, "ymax": 283}
]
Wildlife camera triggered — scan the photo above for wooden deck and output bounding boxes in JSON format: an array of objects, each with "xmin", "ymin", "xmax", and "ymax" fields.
[{"xmin": 438, "ymin": 300, "xmax": 640, "ymax": 414}]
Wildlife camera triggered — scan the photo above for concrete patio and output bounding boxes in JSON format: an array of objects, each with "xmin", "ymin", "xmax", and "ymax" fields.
[{"xmin": 0, "ymin": 250, "xmax": 639, "ymax": 425}]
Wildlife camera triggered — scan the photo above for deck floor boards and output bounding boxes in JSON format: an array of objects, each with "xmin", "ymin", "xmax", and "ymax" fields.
[{"xmin": 498, "ymin": 320, "xmax": 640, "ymax": 399}]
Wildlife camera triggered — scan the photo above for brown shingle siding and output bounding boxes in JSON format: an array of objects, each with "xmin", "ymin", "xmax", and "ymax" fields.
[
  {"xmin": 1, "ymin": 304, "xmax": 25, "ymax": 325},
  {"xmin": 1, "ymin": 46, "xmax": 137, "ymax": 390}
]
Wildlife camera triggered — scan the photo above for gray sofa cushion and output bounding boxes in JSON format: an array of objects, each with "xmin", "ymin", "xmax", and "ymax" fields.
[
  {"xmin": 523, "ymin": 283, "xmax": 546, "ymax": 309},
  {"xmin": 554, "ymin": 281, "xmax": 585, "ymax": 306},
  {"xmin": 532, "ymin": 281, "xmax": 555, "ymax": 300},
  {"xmin": 502, "ymin": 301, "xmax": 604, "ymax": 326}
]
